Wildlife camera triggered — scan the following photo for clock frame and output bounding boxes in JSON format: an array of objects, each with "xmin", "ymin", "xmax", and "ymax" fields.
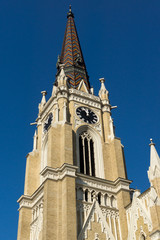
[{"xmin": 76, "ymin": 106, "xmax": 98, "ymax": 124}]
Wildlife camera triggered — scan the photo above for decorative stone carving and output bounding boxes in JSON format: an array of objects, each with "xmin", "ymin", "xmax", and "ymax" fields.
[
  {"xmin": 149, "ymin": 186, "xmax": 160, "ymax": 207},
  {"xmin": 57, "ymin": 65, "xmax": 68, "ymax": 87},
  {"xmin": 78, "ymin": 79, "xmax": 89, "ymax": 93},
  {"xmin": 69, "ymin": 88, "xmax": 101, "ymax": 109},
  {"xmin": 108, "ymin": 116, "xmax": 114, "ymax": 140},
  {"xmin": 94, "ymin": 233, "xmax": 99, "ymax": 240},
  {"xmin": 78, "ymin": 199, "xmax": 115, "ymax": 240},
  {"xmin": 126, "ymin": 190, "xmax": 153, "ymax": 240},
  {"xmin": 76, "ymin": 175, "xmax": 131, "ymax": 194},
  {"xmin": 99, "ymin": 78, "xmax": 108, "ymax": 101},
  {"xmin": 39, "ymin": 91, "xmax": 47, "ymax": 113},
  {"xmin": 30, "ymin": 199, "xmax": 43, "ymax": 240},
  {"xmin": 33, "ymin": 130, "xmax": 38, "ymax": 151},
  {"xmin": 18, "ymin": 187, "xmax": 44, "ymax": 210},
  {"xmin": 52, "ymin": 84, "xmax": 58, "ymax": 97}
]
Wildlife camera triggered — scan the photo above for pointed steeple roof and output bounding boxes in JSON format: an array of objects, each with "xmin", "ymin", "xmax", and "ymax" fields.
[
  {"xmin": 148, "ymin": 139, "xmax": 160, "ymax": 181},
  {"xmin": 56, "ymin": 6, "xmax": 90, "ymax": 90},
  {"xmin": 150, "ymin": 139, "xmax": 160, "ymax": 168}
]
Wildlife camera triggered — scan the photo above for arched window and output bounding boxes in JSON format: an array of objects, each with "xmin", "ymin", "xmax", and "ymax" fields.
[
  {"xmin": 91, "ymin": 190, "xmax": 96, "ymax": 202},
  {"xmin": 111, "ymin": 196, "xmax": 116, "ymax": 208},
  {"xmin": 79, "ymin": 132, "xmax": 95, "ymax": 177},
  {"xmin": 85, "ymin": 189, "xmax": 88, "ymax": 202},
  {"xmin": 76, "ymin": 126, "xmax": 104, "ymax": 178},
  {"xmin": 77, "ymin": 188, "xmax": 83, "ymax": 200},
  {"xmin": 104, "ymin": 194, "xmax": 108, "ymax": 206},
  {"xmin": 140, "ymin": 234, "xmax": 145, "ymax": 240},
  {"xmin": 97, "ymin": 192, "xmax": 101, "ymax": 205}
]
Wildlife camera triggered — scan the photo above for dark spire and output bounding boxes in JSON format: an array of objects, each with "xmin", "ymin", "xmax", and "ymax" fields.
[{"xmin": 56, "ymin": 6, "xmax": 90, "ymax": 90}]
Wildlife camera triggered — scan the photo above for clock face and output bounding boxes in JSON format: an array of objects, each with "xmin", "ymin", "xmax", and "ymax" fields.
[
  {"xmin": 76, "ymin": 107, "xmax": 98, "ymax": 124},
  {"xmin": 44, "ymin": 113, "xmax": 53, "ymax": 132}
]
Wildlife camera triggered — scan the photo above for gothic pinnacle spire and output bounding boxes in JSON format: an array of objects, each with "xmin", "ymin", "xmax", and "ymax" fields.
[
  {"xmin": 148, "ymin": 139, "xmax": 160, "ymax": 182},
  {"xmin": 56, "ymin": 7, "xmax": 90, "ymax": 90}
]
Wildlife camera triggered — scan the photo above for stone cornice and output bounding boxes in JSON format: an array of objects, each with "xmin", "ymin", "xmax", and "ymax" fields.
[
  {"xmin": 41, "ymin": 163, "xmax": 78, "ymax": 182},
  {"xmin": 17, "ymin": 185, "xmax": 44, "ymax": 210},
  {"xmin": 17, "ymin": 164, "xmax": 78, "ymax": 210},
  {"xmin": 76, "ymin": 174, "xmax": 132, "ymax": 194},
  {"xmin": 69, "ymin": 88, "xmax": 101, "ymax": 109}
]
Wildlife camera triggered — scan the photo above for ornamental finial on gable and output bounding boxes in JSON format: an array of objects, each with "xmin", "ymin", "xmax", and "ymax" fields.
[
  {"xmin": 99, "ymin": 78, "xmax": 109, "ymax": 100},
  {"xmin": 57, "ymin": 64, "xmax": 68, "ymax": 87},
  {"xmin": 38, "ymin": 91, "xmax": 47, "ymax": 113}
]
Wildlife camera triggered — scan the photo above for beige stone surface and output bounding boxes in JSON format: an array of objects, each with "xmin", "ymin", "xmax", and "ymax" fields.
[
  {"xmin": 86, "ymin": 218, "xmax": 106, "ymax": 240},
  {"xmin": 24, "ymin": 151, "xmax": 40, "ymax": 196},
  {"xmin": 135, "ymin": 215, "xmax": 151, "ymax": 239},
  {"xmin": 150, "ymin": 205, "xmax": 160, "ymax": 233},
  {"xmin": 117, "ymin": 190, "xmax": 131, "ymax": 240},
  {"xmin": 42, "ymin": 180, "xmax": 58, "ymax": 240},
  {"xmin": 17, "ymin": 207, "xmax": 32, "ymax": 240},
  {"xmin": 42, "ymin": 176, "xmax": 77, "ymax": 240},
  {"xmin": 17, "ymin": 86, "xmax": 160, "ymax": 240}
]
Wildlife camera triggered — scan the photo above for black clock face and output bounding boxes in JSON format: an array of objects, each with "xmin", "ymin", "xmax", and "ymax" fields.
[
  {"xmin": 76, "ymin": 107, "xmax": 98, "ymax": 124},
  {"xmin": 44, "ymin": 113, "xmax": 53, "ymax": 132}
]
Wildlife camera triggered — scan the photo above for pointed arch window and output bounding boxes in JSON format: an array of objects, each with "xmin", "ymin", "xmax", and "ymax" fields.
[
  {"xmin": 140, "ymin": 234, "xmax": 146, "ymax": 240},
  {"xmin": 97, "ymin": 192, "xmax": 101, "ymax": 205},
  {"xmin": 79, "ymin": 132, "xmax": 95, "ymax": 177}
]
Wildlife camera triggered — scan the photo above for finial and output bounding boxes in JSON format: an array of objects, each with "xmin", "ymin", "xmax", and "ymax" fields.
[
  {"xmin": 38, "ymin": 91, "xmax": 47, "ymax": 113},
  {"xmin": 40, "ymin": 91, "xmax": 47, "ymax": 105},
  {"xmin": 56, "ymin": 55, "xmax": 61, "ymax": 69},
  {"xmin": 67, "ymin": 5, "xmax": 74, "ymax": 18},
  {"xmin": 99, "ymin": 77, "xmax": 108, "ymax": 100},
  {"xmin": 99, "ymin": 78, "xmax": 105, "ymax": 84},
  {"xmin": 149, "ymin": 138, "xmax": 155, "ymax": 146},
  {"xmin": 41, "ymin": 91, "xmax": 47, "ymax": 97}
]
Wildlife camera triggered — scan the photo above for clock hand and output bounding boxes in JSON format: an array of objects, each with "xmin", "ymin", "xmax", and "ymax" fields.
[{"xmin": 86, "ymin": 109, "xmax": 89, "ymax": 116}]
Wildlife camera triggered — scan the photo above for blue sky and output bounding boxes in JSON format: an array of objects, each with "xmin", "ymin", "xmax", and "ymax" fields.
[{"xmin": 0, "ymin": 0, "xmax": 160, "ymax": 239}]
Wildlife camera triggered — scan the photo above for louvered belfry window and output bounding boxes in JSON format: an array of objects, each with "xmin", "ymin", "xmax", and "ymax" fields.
[{"xmin": 79, "ymin": 132, "xmax": 95, "ymax": 176}]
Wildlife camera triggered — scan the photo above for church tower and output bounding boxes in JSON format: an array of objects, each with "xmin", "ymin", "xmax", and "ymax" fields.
[{"xmin": 17, "ymin": 7, "xmax": 160, "ymax": 240}]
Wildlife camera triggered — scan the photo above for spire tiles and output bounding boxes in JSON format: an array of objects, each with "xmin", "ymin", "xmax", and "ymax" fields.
[{"xmin": 56, "ymin": 6, "xmax": 90, "ymax": 90}]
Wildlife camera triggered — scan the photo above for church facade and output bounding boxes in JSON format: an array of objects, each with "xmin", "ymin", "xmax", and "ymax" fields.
[{"xmin": 17, "ymin": 7, "xmax": 160, "ymax": 240}]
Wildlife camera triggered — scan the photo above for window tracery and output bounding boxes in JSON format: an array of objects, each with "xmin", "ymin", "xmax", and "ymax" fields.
[
  {"xmin": 76, "ymin": 125, "xmax": 105, "ymax": 178},
  {"xmin": 79, "ymin": 131, "xmax": 95, "ymax": 177}
]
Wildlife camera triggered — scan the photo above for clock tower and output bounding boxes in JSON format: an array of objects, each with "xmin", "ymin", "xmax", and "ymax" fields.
[{"xmin": 17, "ymin": 6, "xmax": 160, "ymax": 240}]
